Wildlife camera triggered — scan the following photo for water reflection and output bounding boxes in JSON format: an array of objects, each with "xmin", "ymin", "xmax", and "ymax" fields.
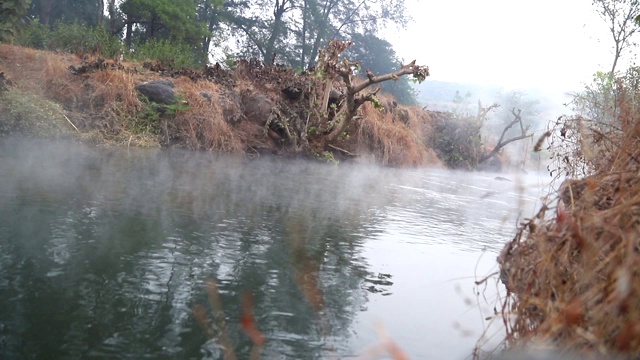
[{"xmin": 0, "ymin": 138, "xmax": 544, "ymax": 359}]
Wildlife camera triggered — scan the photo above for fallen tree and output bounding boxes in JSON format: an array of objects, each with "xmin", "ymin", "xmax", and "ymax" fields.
[{"xmin": 265, "ymin": 40, "xmax": 429, "ymax": 152}]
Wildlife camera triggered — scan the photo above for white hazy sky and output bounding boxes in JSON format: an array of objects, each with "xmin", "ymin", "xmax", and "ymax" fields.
[{"xmin": 386, "ymin": 0, "xmax": 635, "ymax": 92}]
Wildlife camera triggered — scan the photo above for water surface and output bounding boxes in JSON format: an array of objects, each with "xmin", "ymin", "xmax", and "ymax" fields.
[{"xmin": 0, "ymin": 138, "xmax": 545, "ymax": 359}]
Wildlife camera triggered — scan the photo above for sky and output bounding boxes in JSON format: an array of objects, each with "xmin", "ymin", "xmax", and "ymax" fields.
[{"xmin": 386, "ymin": 0, "xmax": 634, "ymax": 92}]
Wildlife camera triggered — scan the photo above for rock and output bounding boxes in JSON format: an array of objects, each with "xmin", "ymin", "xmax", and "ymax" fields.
[
  {"xmin": 241, "ymin": 94, "xmax": 274, "ymax": 127},
  {"xmin": 135, "ymin": 80, "xmax": 176, "ymax": 105},
  {"xmin": 282, "ymin": 86, "xmax": 302, "ymax": 100}
]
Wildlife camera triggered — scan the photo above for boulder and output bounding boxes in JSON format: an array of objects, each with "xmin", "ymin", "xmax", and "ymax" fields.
[
  {"xmin": 241, "ymin": 94, "xmax": 274, "ymax": 126},
  {"xmin": 135, "ymin": 80, "xmax": 176, "ymax": 105}
]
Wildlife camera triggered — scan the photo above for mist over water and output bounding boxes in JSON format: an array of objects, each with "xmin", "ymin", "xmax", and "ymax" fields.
[{"xmin": 0, "ymin": 138, "xmax": 545, "ymax": 359}]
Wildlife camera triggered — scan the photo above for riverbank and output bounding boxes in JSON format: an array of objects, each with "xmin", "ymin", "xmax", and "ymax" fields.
[
  {"xmin": 0, "ymin": 43, "xmax": 445, "ymax": 167},
  {"xmin": 494, "ymin": 82, "xmax": 640, "ymax": 357}
]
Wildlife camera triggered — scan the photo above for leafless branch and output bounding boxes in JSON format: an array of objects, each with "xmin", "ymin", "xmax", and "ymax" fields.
[{"xmin": 480, "ymin": 108, "xmax": 533, "ymax": 163}]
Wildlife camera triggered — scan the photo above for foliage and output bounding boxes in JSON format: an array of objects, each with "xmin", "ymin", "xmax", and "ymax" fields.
[
  {"xmin": 571, "ymin": 71, "xmax": 618, "ymax": 125},
  {"xmin": 554, "ymin": 67, "xmax": 640, "ymax": 177},
  {"xmin": 14, "ymin": 19, "xmax": 49, "ymax": 48},
  {"xmin": 429, "ymin": 111, "xmax": 483, "ymax": 169},
  {"xmin": 130, "ymin": 39, "xmax": 206, "ymax": 69},
  {"xmin": 27, "ymin": 0, "xmax": 104, "ymax": 27},
  {"xmin": 130, "ymin": 95, "xmax": 190, "ymax": 137},
  {"xmin": 120, "ymin": 0, "xmax": 209, "ymax": 46},
  {"xmin": 0, "ymin": 0, "xmax": 32, "ymax": 43},
  {"xmin": 195, "ymin": 0, "xmax": 227, "ymax": 55},
  {"xmin": 228, "ymin": 0, "xmax": 409, "ymax": 68},
  {"xmin": 15, "ymin": 21, "xmax": 122, "ymax": 58}
]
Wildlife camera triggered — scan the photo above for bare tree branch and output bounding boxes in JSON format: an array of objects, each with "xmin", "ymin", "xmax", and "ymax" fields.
[
  {"xmin": 479, "ymin": 108, "xmax": 533, "ymax": 163},
  {"xmin": 476, "ymin": 100, "xmax": 500, "ymax": 124},
  {"xmin": 592, "ymin": 0, "xmax": 640, "ymax": 75}
]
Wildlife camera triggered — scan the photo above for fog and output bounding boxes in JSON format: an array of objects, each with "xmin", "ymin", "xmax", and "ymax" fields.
[{"xmin": 0, "ymin": 137, "xmax": 547, "ymax": 359}]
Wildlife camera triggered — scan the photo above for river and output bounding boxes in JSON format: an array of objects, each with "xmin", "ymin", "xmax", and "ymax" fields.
[{"xmin": 0, "ymin": 138, "xmax": 547, "ymax": 359}]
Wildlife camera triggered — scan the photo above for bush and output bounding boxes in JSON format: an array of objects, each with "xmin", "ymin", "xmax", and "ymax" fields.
[
  {"xmin": 129, "ymin": 39, "xmax": 206, "ymax": 69},
  {"xmin": 429, "ymin": 111, "xmax": 483, "ymax": 169},
  {"xmin": 14, "ymin": 20, "xmax": 49, "ymax": 49},
  {"xmin": 15, "ymin": 20, "xmax": 122, "ymax": 59}
]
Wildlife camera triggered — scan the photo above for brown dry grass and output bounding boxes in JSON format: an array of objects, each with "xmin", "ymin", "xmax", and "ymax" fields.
[
  {"xmin": 88, "ymin": 69, "xmax": 142, "ymax": 128},
  {"xmin": 0, "ymin": 44, "xmax": 77, "ymax": 95},
  {"xmin": 493, "ymin": 79, "xmax": 640, "ymax": 358},
  {"xmin": 0, "ymin": 44, "xmax": 448, "ymax": 163},
  {"xmin": 354, "ymin": 101, "xmax": 431, "ymax": 167},
  {"xmin": 171, "ymin": 78, "xmax": 244, "ymax": 153}
]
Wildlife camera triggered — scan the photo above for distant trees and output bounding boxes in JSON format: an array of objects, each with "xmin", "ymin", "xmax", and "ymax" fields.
[
  {"xmin": 226, "ymin": 0, "xmax": 409, "ymax": 69},
  {"xmin": 9, "ymin": 0, "xmax": 414, "ymax": 93},
  {"xmin": 27, "ymin": 0, "xmax": 103, "ymax": 26},
  {"xmin": 488, "ymin": 90, "xmax": 539, "ymax": 138},
  {"xmin": 118, "ymin": 0, "xmax": 208, "ymax": 48}
]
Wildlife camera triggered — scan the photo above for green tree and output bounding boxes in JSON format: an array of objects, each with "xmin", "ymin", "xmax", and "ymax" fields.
[
  {"xmin": 0, "ymin": 0, "xmax": 32, "ymax": 42},
  {"xmin": 195, "ymin": 0, "xmax": 228, "ymax": 56},
  {"xmin": 228, "ymin": 0, "xmax": 409, "ymax": 68},
  {"xmin": 28, "ymin": 0, "xmax": 103, "ymax": 27},
  {"xmin": 301, "ymin": 0, "xmax": 408, "ymax": 68},
  {"xmin": 119, "ymin": 0, "xmax": 208, "ymax": 48}
]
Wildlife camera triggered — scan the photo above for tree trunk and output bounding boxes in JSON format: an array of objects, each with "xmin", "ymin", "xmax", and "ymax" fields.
[
  {"xmin": 125, "ymin": 22, "xmax": 133, "ymax": 49},
  {"xmin": 306, "ymin": 0, "xmax": 334, "ymax": 68},
  {"xmin": 263, "ymin": 0, "xmax": 288, "ymax": 65},
  {"xmin": 38, "ymin": 0, "xmax": 53, "ymax": 25},
  {"xmin": 202, "ymin": 1, "xmax": 213, "ymax": 55},
  {"xmin": 97, "ymin": 0, "xmax": 104, "ymax": 26},
  {"xmin": 300, "ymin": 0, "xmax": 307, "ymax": 69}
]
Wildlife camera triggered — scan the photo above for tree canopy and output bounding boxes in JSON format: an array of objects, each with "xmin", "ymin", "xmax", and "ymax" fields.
[
  {"xmin": 1, "ymin": 0, "xmax": 32, "ymax": 42},
  {"xmin": 8, "ymin": 0, "xmax": 413, "ymax": 86}
]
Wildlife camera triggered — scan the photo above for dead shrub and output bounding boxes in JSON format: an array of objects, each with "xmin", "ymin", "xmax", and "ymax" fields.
[
  {"xmin": 42, "ymin": 52, "xmax": 83, "ymax": 107},
  {"xmin": 406, "ymin": 106, "xmax": 441, "ymax": 166},
  {"xmin": 88, "ymin": 69, "xmax": 142, "ymax": 133},
  {"xmin": 491, "ymin": 73, "xmax": 640, "ymax": 358}
]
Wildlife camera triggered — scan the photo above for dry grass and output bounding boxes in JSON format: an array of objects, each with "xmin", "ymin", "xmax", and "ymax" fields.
[
  {"xmin": 406, "ymin": 106, "xmax": 442, "ymax": 166},
  {"xmin": 0, "ymin": 44, "xmax": 447, "ymax": 162},
  {"xmin": 493, "ymin": 79, "xmax": 640, "ymax": 358},
  {"xmin": 171, "ymin": 78, "xmax": 244, "ymax": 153},
  {"xmin": 88, "ymin": 69, "xmax": 142, "ymax": 126},
  {"xmin": 354, "ymin": 101, "xmax": 431, "ymax": 167}
]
